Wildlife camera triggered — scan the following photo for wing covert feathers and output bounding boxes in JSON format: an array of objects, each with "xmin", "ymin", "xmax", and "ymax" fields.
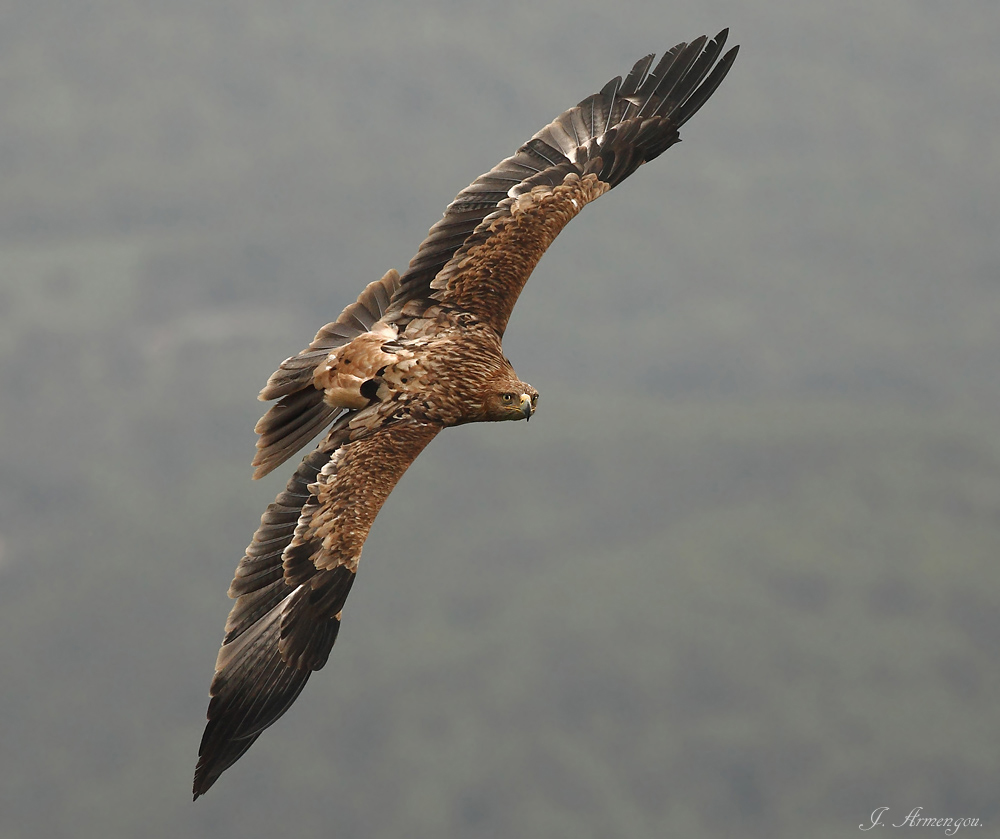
[
  {"xmin": 387, "ymin": 30, "xmax": 738, "ymax": 329},
  {"xmin": 253, "ymin": 269, "xmax": 401, "ymax": 478},
  {"xmin": 433, "ymin": 172, "xmax": 610, "ymax": 335},
  {"xmin": 277, "ymin": 420, "xmax": 439, "ymax": 666}
]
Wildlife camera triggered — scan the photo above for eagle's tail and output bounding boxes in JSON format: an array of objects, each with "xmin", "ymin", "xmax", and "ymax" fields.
[{"xmin": 252, "ymin": 268, "xmax": 401, "ymax": 478}]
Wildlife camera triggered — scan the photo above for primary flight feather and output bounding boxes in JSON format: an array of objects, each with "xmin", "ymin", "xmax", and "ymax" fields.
[{"xmin": 195, "ymin": 30, "xmax": 738, "ymax": 798}]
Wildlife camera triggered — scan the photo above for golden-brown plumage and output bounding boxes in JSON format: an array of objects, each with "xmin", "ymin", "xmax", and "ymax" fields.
[
  {"xmin": 433, "ymin": 173, "xmax": 610, "ymax": 335},
  {"xmin": 194, "ymin": 31, "xmax": 738, "ymax": 798}
]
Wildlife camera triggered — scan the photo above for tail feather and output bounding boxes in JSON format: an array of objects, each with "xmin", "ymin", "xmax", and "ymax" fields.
[
  {"xmin": 252, "ymin": 269, "xmax": 401, "ymax": 478},
  {"xmin": 253, "ymin": 390, "xmax": 339, "ymax": 480}
]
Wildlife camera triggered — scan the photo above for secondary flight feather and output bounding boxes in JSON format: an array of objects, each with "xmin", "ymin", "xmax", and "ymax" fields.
[{"xmin": 195, "ymin": 30, "xmax": 739, "ymax": 798}]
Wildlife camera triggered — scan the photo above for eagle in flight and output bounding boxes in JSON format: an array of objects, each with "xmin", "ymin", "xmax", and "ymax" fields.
[{"xmin": 194, "ymin": 30, "xmax": 738, "ymax": 798}]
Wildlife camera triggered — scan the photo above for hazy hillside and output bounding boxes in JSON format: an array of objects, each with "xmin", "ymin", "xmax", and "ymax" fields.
[{"xmin": 1, "ymin": 2, "xmax": 998, "ymax": 838}]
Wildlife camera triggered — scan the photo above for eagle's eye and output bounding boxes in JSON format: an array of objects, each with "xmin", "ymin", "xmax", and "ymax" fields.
[{"xmin": 501, "ymin": 393, "xmax": 514, "ymax": 403}]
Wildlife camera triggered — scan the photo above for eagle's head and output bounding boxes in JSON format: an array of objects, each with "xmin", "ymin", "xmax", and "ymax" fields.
[{"xmin": 482, "ymin": 379, "xmax": 538, "ymax": 423}]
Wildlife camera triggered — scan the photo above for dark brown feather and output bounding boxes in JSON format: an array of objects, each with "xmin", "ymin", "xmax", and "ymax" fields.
[
  {"xmin": 193, "ymin": 606, "xmax": 316, "ymax": 799},
  {"xmin": 194, "ymin": 417, "xmax": 439, "ymax": 798},
  {"xmin": 387, "ymin": 30, "xmax": 737, "ymax": 328}
]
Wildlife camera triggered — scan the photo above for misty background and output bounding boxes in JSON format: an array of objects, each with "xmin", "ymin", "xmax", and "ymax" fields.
[{"xmin": 2, "ymin": 2, "xmax": 999, "ymax": 837}]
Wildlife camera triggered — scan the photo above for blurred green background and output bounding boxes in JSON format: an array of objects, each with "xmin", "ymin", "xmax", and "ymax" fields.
[{"xmin": 2, "ymin": 2, "xmax": 998, "ymax": 837}]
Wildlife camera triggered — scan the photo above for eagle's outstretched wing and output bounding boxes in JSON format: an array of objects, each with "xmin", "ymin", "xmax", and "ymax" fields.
[
  {"xmin": 194, "ymin": 416, "xmax": 439, "ymax": 797},
  {"xmin": 386, "ymin": 29, "xmax": 738, "ymax": 336}
]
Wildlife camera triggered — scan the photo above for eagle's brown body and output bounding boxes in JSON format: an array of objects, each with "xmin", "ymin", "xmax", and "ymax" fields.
[{"xmin": 195, "ymin": 32, "xmax": 738, "ymax": 798}]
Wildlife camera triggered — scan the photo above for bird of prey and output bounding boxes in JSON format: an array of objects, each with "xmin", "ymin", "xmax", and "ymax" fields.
[{"xmin": 194, "ymin": 30, "xmax": 738, "ymax": 798}]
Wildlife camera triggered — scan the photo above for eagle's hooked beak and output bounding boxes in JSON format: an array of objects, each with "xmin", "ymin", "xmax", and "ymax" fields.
[{"xmin": 520, "ymin": 393, "xmax": 533, "ymax": 421}]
